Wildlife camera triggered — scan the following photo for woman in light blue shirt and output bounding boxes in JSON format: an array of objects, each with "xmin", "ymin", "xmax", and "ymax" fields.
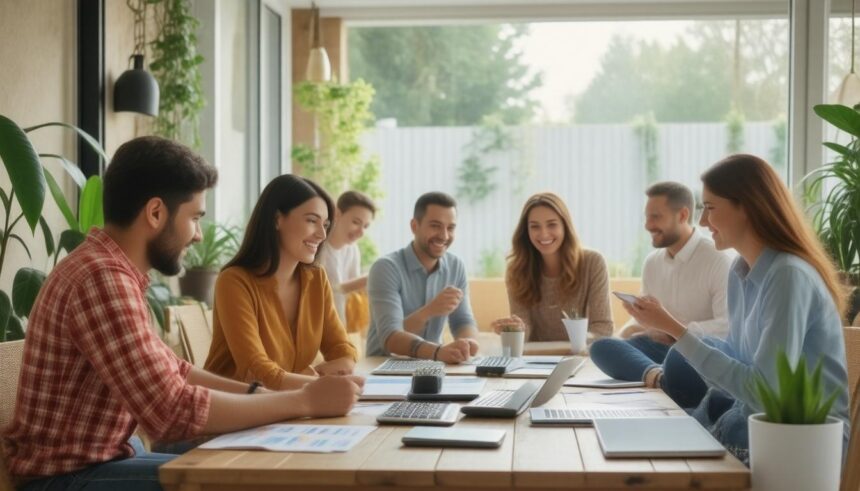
[{"xmin": 623, "ymin": 154, "xmax": 850, "ymax": 463}]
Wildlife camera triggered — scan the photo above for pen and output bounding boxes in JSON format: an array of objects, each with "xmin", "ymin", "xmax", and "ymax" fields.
[{"xmin": 598, "ymin": 390, "xmax": 647, "ymax": 395}]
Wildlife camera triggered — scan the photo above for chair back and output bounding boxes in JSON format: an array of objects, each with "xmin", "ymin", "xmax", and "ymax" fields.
[
  {"xmin": 845, "ymin": 326, "xmax": 860, "ymax": 413},
  {"xmin": 168, "ymin": 304, "xmax": 213, "ymax": 367},
  {"xmin": 0, "ymin": 340, "xmax": 25, "ymax": 491},
  {"xmin": 841, "ymin": 373, "xmax": 860, "ymax": 491}
]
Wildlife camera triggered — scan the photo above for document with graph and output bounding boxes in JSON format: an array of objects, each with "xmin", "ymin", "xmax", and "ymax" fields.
[{"xmin": 199, "ymin": 424, "xmax": 377, "ymax": 453}]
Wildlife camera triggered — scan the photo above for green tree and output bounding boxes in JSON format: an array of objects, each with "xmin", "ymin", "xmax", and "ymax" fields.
[
  {"xmin": 348, "ymin": 24, "xmax": 542, "ymax": 126},
  {"xmin": 572, "ymin": 20, "xmax": 788, "ymax": 123}
]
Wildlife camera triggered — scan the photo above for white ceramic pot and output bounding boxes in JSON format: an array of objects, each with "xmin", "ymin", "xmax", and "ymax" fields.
[
  {"xmin": 561, "ymin": 318, "xmax": 588, "ymax": 354},
  {"xmin": 748, "ymin": 413, "xmax": 843, "ymax": 491},
  {"xmin": 500, "ymin": 330, "xmax": 525, "ymax": 357}
]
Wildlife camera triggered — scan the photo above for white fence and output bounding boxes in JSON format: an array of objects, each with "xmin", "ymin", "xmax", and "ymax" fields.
[{"xmin": 361, "ymin": 122, "xmax": 783, "ymax": 276}]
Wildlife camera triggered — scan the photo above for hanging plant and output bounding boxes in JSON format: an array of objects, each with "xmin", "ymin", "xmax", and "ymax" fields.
[{"xmin": 149, "ymin": 0, "xmax": 205, "ymax": 147}]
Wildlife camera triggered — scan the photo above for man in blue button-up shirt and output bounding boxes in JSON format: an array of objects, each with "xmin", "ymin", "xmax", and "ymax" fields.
[{"xmin": 365, "ymin": 192, "xmax": 479, "ymax": 362}]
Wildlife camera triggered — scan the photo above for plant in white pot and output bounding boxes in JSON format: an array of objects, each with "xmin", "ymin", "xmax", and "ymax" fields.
[
  {"xmin": 748, "ymin": 351, "xmax": 843, "ymax": 491},
  {"xmin": 179, "ymin": 221, "xmax": 240, "ymax": 306}
]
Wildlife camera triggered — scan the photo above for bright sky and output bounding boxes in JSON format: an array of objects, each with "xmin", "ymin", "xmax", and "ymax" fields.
[{"xmin": 519, "ymin": 21, "xmax": 694, "ymax": 122}]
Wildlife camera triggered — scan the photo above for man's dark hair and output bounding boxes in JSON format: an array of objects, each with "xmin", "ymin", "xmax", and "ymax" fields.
[
  {"xmin": 413, "ymin": 192, "xmax": 457, "ymax": 221},
  {"xmin": 645, "ymin": 181, "xmax": 695, "ymax": 224},
  {"xmin": 103, "ymin": 136, "xmax": 218, "ymax": 226},
  {"xmin": 337, "ymin": 190, "xmax": 377, "ymax": 216}
]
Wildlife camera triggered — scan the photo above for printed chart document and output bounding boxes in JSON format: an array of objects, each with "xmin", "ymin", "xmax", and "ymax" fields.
[{"xmin": 199, "ymin": 424, "xmax": 377, "ymax": 453}]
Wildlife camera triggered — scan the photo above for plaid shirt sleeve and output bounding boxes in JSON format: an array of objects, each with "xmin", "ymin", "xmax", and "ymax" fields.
[{"xmin": 68, "ymin": 265, "xmax": 210, "ymax": 442}]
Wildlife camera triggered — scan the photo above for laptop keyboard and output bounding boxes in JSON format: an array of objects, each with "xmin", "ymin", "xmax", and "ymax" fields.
[
  {"xmin": 373, "ymin": 359, "xmax": 445, "ymax": 375},
  {"xmin": 478, "ymin": 356, "xmax": 516, "ymax": 367},
  {"xmin": 377, "ymin": 401, "xmax": 458, "ymax": 425},
  {"xmin": 470, "ymin": 390, "xmax": 515, "ymax": 407}
]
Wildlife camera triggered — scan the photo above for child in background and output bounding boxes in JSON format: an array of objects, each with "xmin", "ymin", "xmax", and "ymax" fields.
[{"xmin": 318, "ymin": 191, "xmax": 377, "ymax": 327}]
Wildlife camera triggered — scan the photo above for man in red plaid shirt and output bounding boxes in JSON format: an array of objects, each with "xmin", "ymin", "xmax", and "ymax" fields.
[{"xmin": 3, "ymin": 137, "xmax": 364, "ymax": 490}]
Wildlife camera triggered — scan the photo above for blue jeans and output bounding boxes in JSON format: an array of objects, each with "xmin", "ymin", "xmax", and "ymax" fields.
[
  {"xmin": 20, "ymin": 437, "xmax": 176, "ymax": 491},
  {"xmin": 590, "ymin": 335, "xmax": 711, "ymax": 409}
]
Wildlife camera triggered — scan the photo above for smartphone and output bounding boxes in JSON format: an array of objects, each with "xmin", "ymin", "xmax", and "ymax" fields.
[
  {"xmin": 612, "ymin": 291, "xmax": 640, "ymax": 305},
  {"xmin": 402, "ymin": 427, "xmax": 506, "ymax": 448}
]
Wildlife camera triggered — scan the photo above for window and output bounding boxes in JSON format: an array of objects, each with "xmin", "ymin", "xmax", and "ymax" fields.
[{"xmin": 349, "ymin": 16, "xmax": 790, "ymax": 277}]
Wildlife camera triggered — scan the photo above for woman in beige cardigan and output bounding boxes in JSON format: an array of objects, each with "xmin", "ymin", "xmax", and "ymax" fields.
[{"xmin": 491, "ymin": 192, "xmax": 613, "ymax": 341}]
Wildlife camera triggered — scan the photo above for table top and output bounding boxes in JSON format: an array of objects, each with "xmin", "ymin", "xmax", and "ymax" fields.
[{"xmin": 160, "ymin": 335, "xmax": 750, "ymax": 490}]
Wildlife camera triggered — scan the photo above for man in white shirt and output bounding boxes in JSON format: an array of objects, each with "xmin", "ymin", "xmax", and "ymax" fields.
[
  {"xmin": 318, "ymin": 191, "xmax": 376, "ymax": 326},
  {"xmin": 591, "ymin": 182, "xmax": 732, "ymax": 403}
]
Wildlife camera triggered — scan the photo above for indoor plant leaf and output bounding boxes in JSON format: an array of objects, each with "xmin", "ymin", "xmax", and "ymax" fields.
[
  {"xmin": 0, "ymin": 115, "xmax": 47, "ymax": 231},
  {"xmin": 12, "ymin": 267, "xmax": 46, "ymax": 318},
  {"xmin": 0, "ymin": 290, "xmax": 11, "ymax": 342}
]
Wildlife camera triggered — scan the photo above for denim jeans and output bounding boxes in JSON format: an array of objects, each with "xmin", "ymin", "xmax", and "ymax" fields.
[
  {"xmin": 20, "ymin": 437, "xmax": 176, "ymax": 491},
  {"xmin": 590, "ymin": 335, "xmax": 714, "ymax": 409}
]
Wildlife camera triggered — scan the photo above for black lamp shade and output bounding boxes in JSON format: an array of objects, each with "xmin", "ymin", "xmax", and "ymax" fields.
[{"xmin": 114, "ymin": 54, "xmax": 159, "ymax": 116}]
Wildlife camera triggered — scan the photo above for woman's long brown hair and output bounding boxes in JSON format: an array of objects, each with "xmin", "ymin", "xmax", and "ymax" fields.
[
  {"xmin": 702, "ymin": 154, "xmax": 847, "ymax": 317},
  {"xmin": 506, "ymin": 192, "xmax": 583, "ymax": 307}
]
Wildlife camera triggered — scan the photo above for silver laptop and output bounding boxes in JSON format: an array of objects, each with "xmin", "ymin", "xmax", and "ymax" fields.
[
  {"xmin": 594, "ymin": 416, "xmax": 726, "ymax": 458},
  {"xmin": 461, "ymin": 356, "xmax": 582, "ymax": 417}
]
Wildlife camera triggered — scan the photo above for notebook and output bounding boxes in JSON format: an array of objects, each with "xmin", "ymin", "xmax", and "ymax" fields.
[{"xmin": 594, "ymin": 416, "xmax": 726, "ymax": 458}]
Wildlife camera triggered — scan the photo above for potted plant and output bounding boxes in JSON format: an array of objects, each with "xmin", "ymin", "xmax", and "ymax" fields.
[
  {"xmin": 179, "ymin": 221, "xmax": 240, "ymax": 305},
  {"xmin": 748, "ymin": 351, "xmax": 843, "ymax": 491},
  {"xmin": 0, "ymin": 115, "xmax": 106, "ymax": 341},
  {"xmin": 807, "ymin": 104, "xmax": 860, "ymax": 323}
]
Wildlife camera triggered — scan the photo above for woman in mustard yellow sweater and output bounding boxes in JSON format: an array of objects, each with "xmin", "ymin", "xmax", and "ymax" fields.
[{"xmin": 205, "ymin": 175, "xmax": 358, "ymax": 390}]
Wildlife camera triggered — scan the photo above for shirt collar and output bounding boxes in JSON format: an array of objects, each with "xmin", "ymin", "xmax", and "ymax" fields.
[
  {"xmin": 404, "ymin": 242, "xmax": 447, "ymax": 273},
  {"xmin": 733, "ymin": 247, "xmax": 777, "ymax": 286},
  {"xmin": 672, "ymin": 228, "xmax": 703, "ymax": 263},
  {"xmin": 88, "ymin": 228, "xmax": 150, "ymax": 290}
]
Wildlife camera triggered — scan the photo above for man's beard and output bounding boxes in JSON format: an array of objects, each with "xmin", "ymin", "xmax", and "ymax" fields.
[
  {"xmin": 652, "ymin": 228, "xmax": 681, "ymax": 249},
  {"xmin": 147, "ymin": 223, "xmax": 188, "ymax": 275}
]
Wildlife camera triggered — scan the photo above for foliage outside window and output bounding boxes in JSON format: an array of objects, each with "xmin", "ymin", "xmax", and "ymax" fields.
[
  {"xmin": 632, "ymin": 112, "xmax": 659, "ymax": 184},
  {"xmin": 457, "ymin": 116, "xmax": 516, "ymax": 204},
  {"xmin": 725, "ymin": 106, "xmax": 745, "ymax": 153},
  {"xmin": 149, "ymin": 0, "xmax": 205, "ymax": 147},
  {"xmin": 349, "ymin": 25, "xmax": 541, "ymax": 126}
]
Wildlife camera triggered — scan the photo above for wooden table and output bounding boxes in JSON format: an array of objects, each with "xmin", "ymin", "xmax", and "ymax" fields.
[{"xmin": 160, "ymin": 337, "xmax": 750, "ymax": 490}]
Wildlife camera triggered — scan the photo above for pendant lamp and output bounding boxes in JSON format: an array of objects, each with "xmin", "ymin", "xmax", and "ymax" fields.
[
  {"xmin": 114, "ymin": 0, "xmax": 159, "ymax": 116},
  {"xmin": 833, "ymin": 0, "xmax": 860, "ymax": 107},
  {"xmin": 305, "ymin": 2, "xmax": 332, "ymax": 83}
]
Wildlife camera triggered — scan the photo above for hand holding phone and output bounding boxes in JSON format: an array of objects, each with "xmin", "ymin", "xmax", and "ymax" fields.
[{"xmin": 612, "ymin": 291, "xmax": 641, "ymax": 305}]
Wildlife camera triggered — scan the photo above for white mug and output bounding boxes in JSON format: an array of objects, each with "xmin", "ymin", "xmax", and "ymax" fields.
[
  {"xmin": 562, "ymin": 318, "xmax": 588, "ymax": 354},
  {"xmin": 500, "ymin": 330, "xmax": 525, "ymax": 358}
]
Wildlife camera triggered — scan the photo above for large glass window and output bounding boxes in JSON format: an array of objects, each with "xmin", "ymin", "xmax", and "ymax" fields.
[{"xmin": 349, "ymin": 17, "xmax": 790, "ymax": 277}]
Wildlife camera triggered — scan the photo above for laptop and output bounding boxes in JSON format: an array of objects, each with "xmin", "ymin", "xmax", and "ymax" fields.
[
  {"xmin": 460, "ymin": 356, "xmax": 581, "ymax": 417},
  {"xmin": 371, "ymin": 358, "xmax": 445, "ymax": 375},
  {"xmin": 594, "ymin": 416, "xmax": 726, "ymax": 458}
]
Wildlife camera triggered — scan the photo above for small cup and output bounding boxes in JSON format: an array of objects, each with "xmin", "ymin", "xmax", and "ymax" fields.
[
  {"xmin": 562, "ymin": 318, "xmax": 588, "ymax": 354},
  {"xmin": 500, "ymin": 330, "xmax": 525, "ymax": 358}
]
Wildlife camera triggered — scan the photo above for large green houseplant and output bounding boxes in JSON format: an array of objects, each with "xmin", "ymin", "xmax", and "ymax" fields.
[
  {"xmin": 747, "ymin": 351, "xmax": 843, "ymax": 490},
  {"xmin": 807, "ymin": 104, "xmax": 860, "ymax": 323},
  {"xmin": 179, "ymin": 221, "xmax": 240, "ymax": 305},
  {"xmin": 0, "ymin": 115, "xmax": 106, "ymax": 341}
]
